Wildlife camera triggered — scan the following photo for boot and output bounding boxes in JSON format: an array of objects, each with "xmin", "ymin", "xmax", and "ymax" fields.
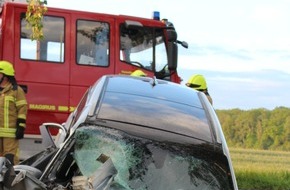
[
  {"xmin": 4, "ymin": 154, "xmax": 14, "ymax": 165},
  {"xmin": 3, "ymin": 154, "xmax": 16, "ymax": 189}
]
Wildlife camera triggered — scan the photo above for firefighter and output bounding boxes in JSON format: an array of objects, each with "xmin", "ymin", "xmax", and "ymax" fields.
[
  {"xmin": 186, "ymin": 74, "xmax": 213, "ymax": 105},
  {"xmin": 130, "ymin": 70, "xmax": 147, "ymax": 77},
  {"xmin": 0, "ymin": 60, "xmax": 27, "ymax": 165}
]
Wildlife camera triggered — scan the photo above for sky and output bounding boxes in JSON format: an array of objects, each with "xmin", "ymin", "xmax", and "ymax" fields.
[{"xmin": 46, "ymin": 0, "xmax": 290, "ymax": 110}]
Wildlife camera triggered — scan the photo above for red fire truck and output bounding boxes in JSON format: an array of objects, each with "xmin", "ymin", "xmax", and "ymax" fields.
[{"xmin": 0, "ymin": 1, "xmax": 187, "ymax": 158}]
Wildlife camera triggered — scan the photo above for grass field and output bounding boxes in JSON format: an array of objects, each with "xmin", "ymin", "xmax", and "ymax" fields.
[{"xmin": 229, "ymin": 148, "xmax": 290, "ymax": 190}]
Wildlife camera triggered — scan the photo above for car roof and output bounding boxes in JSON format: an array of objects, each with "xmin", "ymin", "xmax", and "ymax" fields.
[{"xmin": 82, "ymin": 75, "xmax": 217, "ymax": 146}]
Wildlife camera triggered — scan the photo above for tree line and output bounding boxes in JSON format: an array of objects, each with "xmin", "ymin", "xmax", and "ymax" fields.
[{"xmin": 215, "ymin": 106, "xmax": 290, "ymax": 151}]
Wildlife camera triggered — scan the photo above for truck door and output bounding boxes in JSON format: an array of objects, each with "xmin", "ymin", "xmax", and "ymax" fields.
[
  {"xmin": 69, "ymin": 14, "xmax": 115, "ymax": 107},
  {"xmin": 13, "ymin": 7, "xmax": 70, "ymax": 135}
]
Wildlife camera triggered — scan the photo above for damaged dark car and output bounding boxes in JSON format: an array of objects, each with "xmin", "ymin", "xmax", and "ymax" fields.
[{"xmin": 0, "ymin": 75, "xmax": 238, "ymax": 190}]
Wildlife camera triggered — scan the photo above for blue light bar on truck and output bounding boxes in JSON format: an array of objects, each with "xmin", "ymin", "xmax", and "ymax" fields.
[{"xmin": 153, "ymin": 11, "xmax": 160, "ymax": 20}]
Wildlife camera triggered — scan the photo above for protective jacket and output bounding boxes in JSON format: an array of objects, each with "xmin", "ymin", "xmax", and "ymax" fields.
[{"xmin": 0, "ymin": 83, "xmax": 27, "ymax": 138}]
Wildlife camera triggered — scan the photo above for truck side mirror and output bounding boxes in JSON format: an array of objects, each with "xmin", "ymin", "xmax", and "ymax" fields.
[
  {"xmin": 166, "ymin": 29, "xmax": 178, "ymax": 70},
  {"xmin": 166, "ymin": 29, "xmax": 177, "ymax": 42},
  {"xmin": 167, "ymin": 41, "xmax": 178, "ymax": 70}
]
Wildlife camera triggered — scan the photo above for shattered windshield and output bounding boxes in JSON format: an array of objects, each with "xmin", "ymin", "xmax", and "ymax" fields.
[{"xmin": 73, "ymin": 126, "xmax": 232, "ymax": 190}]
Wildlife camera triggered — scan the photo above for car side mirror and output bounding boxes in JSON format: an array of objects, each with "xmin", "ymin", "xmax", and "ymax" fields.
[{"xmin": 39, "ymin": 123, "xmax": 67, "ymax": 148}]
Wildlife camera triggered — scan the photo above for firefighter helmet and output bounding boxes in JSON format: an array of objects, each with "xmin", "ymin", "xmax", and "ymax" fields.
[
  {"xmin": 0, "ymin": 60, "xmax": 15, "ymax": 76},
  {"xmin": 131, "ymin": 70, "xmax": 147, "ymax": 77},
  {"xmin": 186, "ymin": 74, "xmax": 207, "ymax": 90}
]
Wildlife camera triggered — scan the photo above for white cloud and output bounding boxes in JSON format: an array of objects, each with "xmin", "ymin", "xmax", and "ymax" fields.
[
  {"xmin": 178, "ymin": 46, "xmax": 290, "ymax": 75},
  {"xmin": 251, "ymin": 3, "xmax": 287, "ymax": 23},
  {"xmin": 178, "ymin": 55, "xmax": 255, "ymax": 72}
]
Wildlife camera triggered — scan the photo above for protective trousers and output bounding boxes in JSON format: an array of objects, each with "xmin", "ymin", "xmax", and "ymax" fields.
[{"xmin": 0, "ymin": 137, "xmax": 19, "ymax": 165}]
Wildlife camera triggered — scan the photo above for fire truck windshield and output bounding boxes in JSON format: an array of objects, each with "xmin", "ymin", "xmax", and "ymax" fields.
[{"xmin": 120, "ymin": 24, "xmax": 168, "ymax": 74}]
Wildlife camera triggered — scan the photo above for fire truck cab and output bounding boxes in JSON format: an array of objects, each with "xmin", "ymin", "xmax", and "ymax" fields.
[{"xmin": 0, "ymin": 1, "xmax": 186, "ymax": 159}]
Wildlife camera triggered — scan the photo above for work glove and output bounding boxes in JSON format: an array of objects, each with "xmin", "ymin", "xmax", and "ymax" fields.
[{"xmin": 15, "ymin": 119, "xmax": 26, "ymax": 139}]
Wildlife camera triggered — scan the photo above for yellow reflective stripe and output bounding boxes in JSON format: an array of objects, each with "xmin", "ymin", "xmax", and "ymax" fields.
[
  {"xmin": 0, "ymin": 128, "xmax": 16, "ymax": 138},
  {"xmin": 70, "ymin": 106, "xmax": 76, "ymax": 112},
  {"xmin": 58, "ymin": 106, "xmax": 69, "ymax": 111},
  {"xmin": 0, "ymin": 133, "xmax": 15, "ymax": 138},
  {"xmin": 19, "ymin": 123, "xmax": 26, "ymax": 127},
  {"xmin": 29, "ymin": 104, "xmax": 56, "ymax": 111},
  {"xmin": 18, "ymin": 114, "xmax": 26, "ymax": 120},
  {"xmin": 5, "ymin": 96, "xmax": 14, "ymax": 101},
  {"xmin": 4, "ymin": 96, "xmax": 14, "ymax": 128},
  {"xmin": 120, "ymin": 70, "xmax": 132, "ymax": 75},
  {"xmin": 0, "ymin": 128, "xmax": 17, "ymax": 132},
  {"xmin": 16, "ymin": 100, "xmax": 27, "ymax": 106},
  {"xmin": 29, "ymin": 104, "xmax": 76, "ymax": 112},
  {"xmin": 57, "ymin": 106, "xmax": 76, "ymax": 112}
]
